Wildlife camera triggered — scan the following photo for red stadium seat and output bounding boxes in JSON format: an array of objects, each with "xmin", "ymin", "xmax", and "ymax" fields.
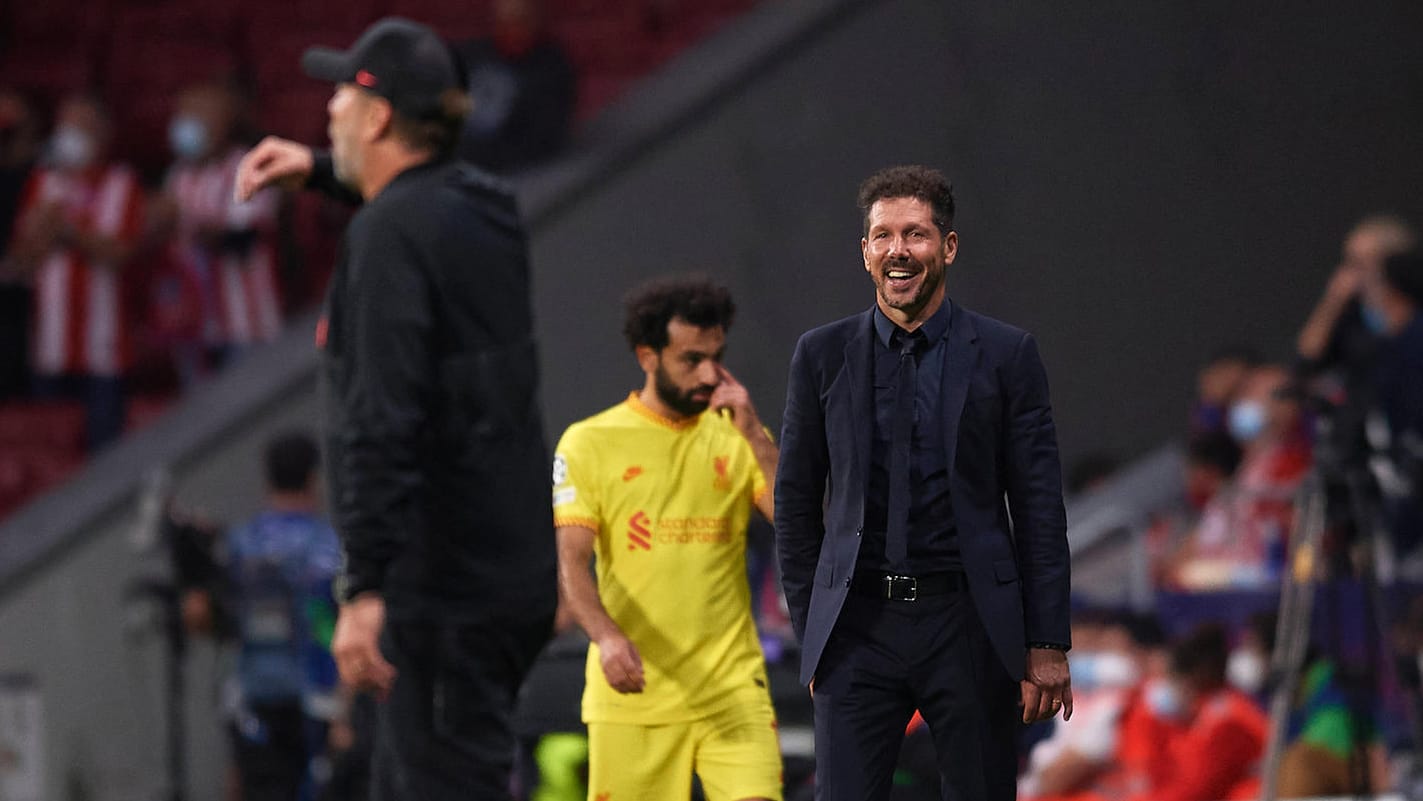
[
  {"xmin": 24, "ymin": 449, "xmax": 84, "ymax": 492},
  {"xmin": 576, "ymin": 72, "xmax": 635, "ymax": 122},
  {"xmin": 1, "ymin": 0, "xmax": 110, "ymax": 49},
  {"xmin": 555, "ymin": 13, "xmax": 649, "ymax": 74},
  {"xmin": 385, "ymin": 0, "xmax": 490, "ymax": 41},
  {"xmin": 125, "ymin": 394, "xmax": 175, "ymax": 434},
  {"xmin": 0, "ymin": 49, "xmax": 94, "ymax": 97},
  {"xmin": 0, "ymin": 402, "xmax": 87, "ymax": 454},
  {"xmin": 257, "ymin": 89, "xmax": 332, "ymax": 144}
]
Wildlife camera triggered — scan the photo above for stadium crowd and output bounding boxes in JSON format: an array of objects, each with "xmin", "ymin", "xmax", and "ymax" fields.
[
  {"xmin": 0, "ymin": 0, "xmax": 590, "ymax": 517},
  {"xmin": 1013, "ymin": 215, "xmax": 1423, "ymax": 801},
  {"xmin": 2, "ymin": 5, "xmax": 1421, "ymax": 799}
]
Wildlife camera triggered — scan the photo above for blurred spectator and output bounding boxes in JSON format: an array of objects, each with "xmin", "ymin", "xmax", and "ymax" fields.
[
  {"xmin": 223, "ymin": 431, "xmax": 343, "ymax": 801},
  {"xmin": 1183, "ymin": 431, "xmax": 1243, "ymax": 513},
  {"xmin": 1171, "ymin": 365, "xmax": 1310, "ymax": 590},
  {"xmin": 0, "ymin": 89, "xmax": 43, "ymax": 400},
  {"xmin": 1021, "ymin": 613, "xmax": 1171, "ymax": 801},
  {"xmin": 6, "ymin": 95, "xmax": 143, "ymax": 450},
  {"xmin": 1127, "ymin": 624, "xmax": 1267, "ymax": 801},
  {"xmin": 1019, "ymin": 611, "xmax": 1146, "ymax": 799},
  {"xmin": 1147, "ymin": 431, "xmax": 1241, "ymax": 584},
  {"xmin": 1362, "ymin": 249, "xmax": 1423, "ymax": 561},
  {"xmin": 151, "ymin": 82, "xmax": 281, "ymax": 387},
  {"xmin": 1226, "ymin": 611, "xmax": 1274, "ymax": 703},
  {"xmin": 1297, "ymin": 215, "xmax": 1415, "ymax": 382},
  {"xmin": 1190, "ymin": 346, "xmax": 1260, "ymax": 435},
  {"xmin": 453, "ymin": 0, "xmax": 576, "ymax": 173},
  {"xmin": 1273, "ymin": 658, "xmax": 1390, "ymax": 798}
]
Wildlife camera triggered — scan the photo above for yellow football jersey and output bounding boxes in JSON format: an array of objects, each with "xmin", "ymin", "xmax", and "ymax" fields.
[{"xmin": 553, "ymin": 392, "xmax": 771, "ymax": 724}]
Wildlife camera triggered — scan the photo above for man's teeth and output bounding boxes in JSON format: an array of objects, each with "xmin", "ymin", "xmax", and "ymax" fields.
[{"xmin": 887, "ymin": 270, "xmax": 913, "ymax": 279}]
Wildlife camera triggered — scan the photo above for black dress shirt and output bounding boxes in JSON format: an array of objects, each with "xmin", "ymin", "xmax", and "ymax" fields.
[{"xmin": 859, "ymin": 300, "xmax": 962, "ymax": 574}]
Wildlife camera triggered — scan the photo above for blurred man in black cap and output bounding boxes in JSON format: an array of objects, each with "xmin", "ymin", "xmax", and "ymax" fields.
[
  {"xmin": 1362, "ymin": 249, "xmax": 1423, "ymax": 560},
  {"xmin": 235, "ymin": 17, "xmax": 557, "ymax": 800}
]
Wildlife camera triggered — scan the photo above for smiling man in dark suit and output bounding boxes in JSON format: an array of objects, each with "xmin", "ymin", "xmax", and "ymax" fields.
[{"xmin": 775, "ymin": 165, "xmax": 1073, "ymax": 800}]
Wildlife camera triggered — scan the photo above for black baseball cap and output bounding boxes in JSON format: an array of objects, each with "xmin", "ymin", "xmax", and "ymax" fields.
[{"xmin": 301, "ymin": 17, "xmax": 464, "ymax": 120}]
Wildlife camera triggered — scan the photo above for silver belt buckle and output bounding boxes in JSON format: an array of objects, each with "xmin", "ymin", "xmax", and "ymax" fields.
[{"xmin": 885, "ymin": 575, "xmax": 918, "ymax": 601}]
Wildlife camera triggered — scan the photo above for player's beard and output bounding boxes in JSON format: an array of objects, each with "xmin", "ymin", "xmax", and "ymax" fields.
[{"xmin": 654, "ymin": 362, "xmax": 713, "ymax": 418}]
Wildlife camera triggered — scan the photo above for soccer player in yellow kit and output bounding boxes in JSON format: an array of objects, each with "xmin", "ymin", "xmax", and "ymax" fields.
[{"xmin": 553, "ymin": 277, "xmax": 783, "ymax": 801}]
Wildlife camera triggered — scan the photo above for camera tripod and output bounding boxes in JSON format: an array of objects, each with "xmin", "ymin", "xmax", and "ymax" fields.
[{"xmin": 1260, "ymin": 460, "xmax": 1423, "ymax": 801}]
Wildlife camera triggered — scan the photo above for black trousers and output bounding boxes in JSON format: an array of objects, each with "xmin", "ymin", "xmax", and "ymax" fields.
[
  {"xmin": 373, "ymin": 616, "xmax": 552, "ymax": 801},
  {"xmin": 812, "ymin": 586, "xmax": 1018, "ymax": 801},
  {"xmin": 0, "ymin": 283, "xmax": 30, "ymax": 401},
  {"xmin": 230, "ymin": 701, "xmax": 324, "ymax": 801}
]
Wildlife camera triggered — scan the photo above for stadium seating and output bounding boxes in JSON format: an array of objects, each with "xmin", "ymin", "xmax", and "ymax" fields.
[{"xmin": 0, "ymin": 0, "xmax": 757, "ymax": 521}]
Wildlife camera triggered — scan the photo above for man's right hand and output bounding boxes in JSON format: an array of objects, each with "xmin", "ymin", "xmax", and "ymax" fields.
[
  {"xmin": 332, "ymin": 593, "xmax": 398, "ymax": 698},
  {"xmin": 234, "ymin": 136, "xmax": 314, "ymax": 201},
  {"xmin": 596, "ymin": 631, "xmax": 646, "ymax": 693}
]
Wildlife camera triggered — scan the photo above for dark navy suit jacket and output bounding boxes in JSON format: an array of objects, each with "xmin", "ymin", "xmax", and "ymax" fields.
[{"xmin": 775, "ymin": 302, "xmax": 1071, "ymax": 685}]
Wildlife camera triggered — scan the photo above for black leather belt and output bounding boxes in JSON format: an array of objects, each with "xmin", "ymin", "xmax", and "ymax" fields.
[{"xmin": 850, "ymin": 571, "xmax": 964, "ymax": 601}]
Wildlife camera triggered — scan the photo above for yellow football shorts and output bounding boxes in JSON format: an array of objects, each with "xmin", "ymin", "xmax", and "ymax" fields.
[{"xmin": 586, "ymin": 695, "xmax": 783, "ymax": 801}]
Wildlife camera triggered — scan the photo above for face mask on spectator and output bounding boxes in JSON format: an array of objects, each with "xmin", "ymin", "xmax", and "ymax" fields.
[
  {"xmin": 49, "ymin": 124, "xmax": 94, "ymax": 170},
  {"xmin": 1073, "ymin": 651, "xmax": 1139, "ymax": 692},
  {"xmin": 169, "ymin": 115, "xmax": 209, "ymax": 161},
  {"xmin": 1227, "ymin": 649, "xmax": 1267, "ymax": 694},
  {"xmin": 1145, "ymin": 678, "xmax": 1185, "ymax": 720},
  {"xmin": 1228, "ymin": 400, "xmax": 1267, "ymax": 443},
  {"xmin": 1362, "ymin": 304, "xmax": 1390, "ymax": 336}
]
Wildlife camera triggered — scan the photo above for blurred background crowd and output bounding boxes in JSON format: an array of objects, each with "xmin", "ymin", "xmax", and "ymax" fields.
[
  {"xmin": 0, "ymin": 0, "xmax": 748, "ymax": 514},
  {"xmin": 0, "ymin": 1, "xmax": 1421, "ymax": 800}
]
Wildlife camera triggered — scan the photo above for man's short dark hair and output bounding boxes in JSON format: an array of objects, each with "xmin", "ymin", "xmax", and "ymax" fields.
[
  {"xmin": 1384, "ymin": 249, "xmax": 1423, "ymax": 307},
  {"xmin": 1169, "ymin": 623, "xmax": 1229, "ymax": 686},
  {"xmin": 857, "ymin": 165, "xmax": 955, "ymax": 235},
  {"xmin": 265, "ymin": 431, "xmax": 320, "ymax": 492},
  {"xmin": 1187, "ymin": 431, "xmax": 1242, "ymax": 477},
  {"xmin": 389, "ymin": 89, "xmax": 470, "ymax": 156},
  {"xmin": 622, "ymin": 276, "xmax": 736, "ymax": 351}
]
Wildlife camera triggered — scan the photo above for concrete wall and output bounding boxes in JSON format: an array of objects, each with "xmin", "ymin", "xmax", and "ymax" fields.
[
  {"xmin": 0, "ymin": 370, "xmax": 323, "ymax": 801},
  {"xmin": 531, "ymin": 0, "xmax": 1423, "ymax": 467}
]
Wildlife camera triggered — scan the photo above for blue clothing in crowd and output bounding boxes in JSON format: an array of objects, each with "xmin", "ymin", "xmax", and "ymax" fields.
[{"xmin": 227, "ymin": 509, "xmax": 342, "ymax": 710}]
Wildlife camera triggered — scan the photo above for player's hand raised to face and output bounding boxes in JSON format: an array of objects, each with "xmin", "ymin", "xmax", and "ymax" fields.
[
  {"xmin": 596, "ymin": 631, "xmax": 646, "ymax": 694},
  {"xmin": 710, "ymin": 364, "xmax": 761, "ymax": 437}
]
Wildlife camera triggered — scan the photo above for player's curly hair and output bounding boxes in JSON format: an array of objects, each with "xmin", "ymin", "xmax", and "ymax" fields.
[
  {"xmin": 857, "ymin": 165, "xmax": 955, "ymax": 235},
  {"xmin": 622, "ymin": 276, "xmax": 735, "ymax": 351}
]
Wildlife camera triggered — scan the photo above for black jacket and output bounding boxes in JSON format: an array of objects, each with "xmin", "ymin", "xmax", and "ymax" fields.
[
  {"xmin": 313, "ymin": 154, "xmax": 556, "ymax": 624},
  {"xmin": 776, "ymin": 304, "xmax": 1070, "ymax": 684}
]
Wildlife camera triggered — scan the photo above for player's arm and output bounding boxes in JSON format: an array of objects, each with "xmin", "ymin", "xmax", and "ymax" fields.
[
  {"xmin": 710, "ymin": 364, "xmax": 779, "ymax": 520},
  {"xmin": 556, "ymin": 525, "xmax": 645, "ymax": 694},
  {"xmin": 1296, "ymin": 261, "xmax": 1360, "ymax": 363},
  {"xmin": 234, "ymin": 137, "xmax": 363, "ymax": 205}
]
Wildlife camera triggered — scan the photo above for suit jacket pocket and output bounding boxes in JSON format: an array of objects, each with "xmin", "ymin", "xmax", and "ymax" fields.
[{"xmin": 993, "ymin": 558, "xmax": 1019, "ymax": 584}]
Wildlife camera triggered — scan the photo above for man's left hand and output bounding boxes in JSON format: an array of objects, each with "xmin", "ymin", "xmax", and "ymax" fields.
[
  {"xmin": 1020, "ymin": 647, "xmax": 1072, "ymax": 724},
  {"xmin": 710, "ymin": 364, "xmax": 762, "ymax": 440}
]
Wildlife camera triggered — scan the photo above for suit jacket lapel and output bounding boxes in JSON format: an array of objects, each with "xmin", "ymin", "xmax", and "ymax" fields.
[
  {"xmin": 940, "ymin": 303, "xmax": 979, "ymax": 478},
  {"xmin": 842, "ymin": 309, "xmax": 875, "ymax": 497}
]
